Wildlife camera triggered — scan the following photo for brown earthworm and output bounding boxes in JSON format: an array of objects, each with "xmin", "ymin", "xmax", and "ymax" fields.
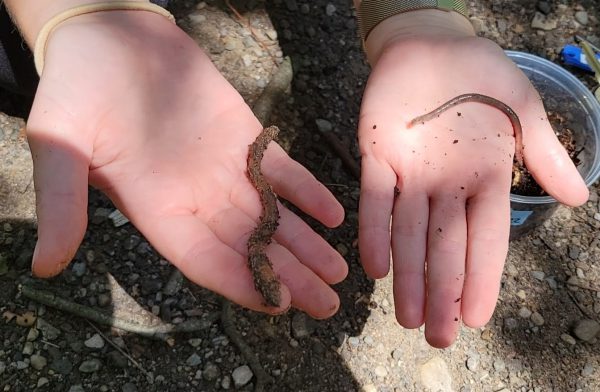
[
  {"xmin": 407, "ymin": 93, "xmax": 524, "ymax": 166},
  {"xmin": 247, "ymin": 125, "xmax": 281, "ymax": 307}
]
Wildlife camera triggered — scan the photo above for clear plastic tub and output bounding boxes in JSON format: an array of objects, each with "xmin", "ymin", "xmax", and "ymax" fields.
[{"xmin": 506, "ymin": 51, "xmax": 600, "ymax": 239}]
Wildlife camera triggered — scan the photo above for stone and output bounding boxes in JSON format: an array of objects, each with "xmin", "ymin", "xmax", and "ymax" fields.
[
  {"xmin": 575, "ymin": 11, "xmax": 588, "ymax": 25},
  {"xmin": 37, "ymin": 377, "xmax": 49, "ymax": 387},
  {"xmin": 37, "ymin": 318, "xmax": 61, "ymax": 340},
  {"xmin": 50, "ymin": 358, "xmax": 73, "ymax": 375},
  {"xmin": 163, "ymin": 269, "xmax": 184, "ymax": 296},
  {"xmin": 560, "ymin": 333, "xmax": 576, "ymax": 346},
  {"xmin": 531, "ymin": 312, "xmax": 545, "ymax": 326},
  {"xmin": 186, "ymin": 353, "xmax": 202, "ymax": 367},
  {"xmin": 536, "ymin": 1, "xmax": 551, "ymax": 15},
  {"xmin": 420, "ymin": 357, "xmax": 453, "ymax": 392},
  {"xmin": 68, "ymin": 386, "xmax": 85, "ymax": 392},
  {"xmin": 30, "ymin": 354, "xmax": 47, "ymax": 370},
  {"xmin": 79, "ymin": 358, "xmax": 103, "ymax": 373},
  {"xmin": 531, "ymin": 270, "xmax": 545, "ymax": 281},
  {"xmin": 582, "ymin": 362, "xmax": 595, "ymax": 377},
  {"xmin": 325, "ymin": 3, "xmax": 336, "ymax": 16},
  {"xmin": 84, "ymin": 334, "xmax": 105, "ymax": 349},
  {"xmin": 202, "ymin": 363, "xmax": 219, "ymax": 381},
  {"xmin": 466, "ymin": 356, "xmax": 479, "ymax": 371},
  {"xmin": 531, "ymin": 12, "xmax": 557, "ymax": 30},
  {"xmin": 71, "ymin": 261, "xmax": 86, "ymax": 277},
  {"xmin": 291, "ymin": 312, "xmax": 314, "ymax": 339},
  {"xmin": 518, "ymin": 307, "xmax": 532, "ymax": 319},
  {"xmin": 374, "ymin": 365, "xmax": 387, "ymax": 378},
  {"xmin": 315, "ymin": 119, "xmax": 333, "ymax": 133},
  {"xmin": 573, "ymin": 319, "xmax": 600, "ymax": 342},
  {"xmin": 22, "ymin": 341, "xmax": 34, "ymax": 355},
  {"xmin": 232, "ymin": 365, "xmax": 253, "ymax": 388}
]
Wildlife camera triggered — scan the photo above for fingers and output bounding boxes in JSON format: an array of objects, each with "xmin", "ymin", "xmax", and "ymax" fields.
[
  {"xmin": 140, "ymin": 214, "xmax": 292, "ymax": 315},
  {"xmin": 262, "ymin": 143, "xmax": 345, "ymax": 228},
  {"xmin": 391, "ymin": 189, "xmax": 429, "ymax": 328},
  {"xmin": 359, "ymin": 156, "xmax": 397, "ymax": 278},
  {"xmin": 141, "ymin": 207, "xmax": 340, "ymax": 319},
  {"xmin": 274, "ymin": 205, "xmax": 348, "ymax": 285},
  {"xmin": 229, "ymin": 180, "xmax": 348, "ymax": 285},
  {"xmin": 27, "ymin": 135, "xmax": 90, "ymax": 278},
  {"xmin": 201, "ymin": 205, "xmax": 340, "ymax": 318},
  {"xmin": 424, "ymin": 194, "xmax": 467, "ymax": 348},
  {"xmin": 462, "ymin": 190, "xmax": 510, "ymax": 327},
  {"xmin": 520, "ymin": 103, "xmax": 588, "ymax": 206}
]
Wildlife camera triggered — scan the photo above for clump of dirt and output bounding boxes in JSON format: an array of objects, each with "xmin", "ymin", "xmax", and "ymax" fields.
[{"xmin": 511, "ymin": 110, "xmax": 581, "ymax": 196}]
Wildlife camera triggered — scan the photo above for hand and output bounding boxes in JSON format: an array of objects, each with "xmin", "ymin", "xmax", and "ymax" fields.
[
  {"xmin": 26, "ymin": 11, "xmax": 347, "ymax": 318},
  {"xmin": 357, "ymin": 10, "xmax": 588, "ymax": 347}
]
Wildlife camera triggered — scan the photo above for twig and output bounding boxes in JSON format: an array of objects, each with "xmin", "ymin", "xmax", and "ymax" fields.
[
  {"xmin": 20, "ymin": 284, "xmax": 219, "ymax": 340},
  {"xmin": 40, "ymin": 339, "xmax": 60, "ymax": 348},
  {"xmin": 86, "ymin": 320, "xmax": 153, "ymax": 382},
  {"xmin": 0, "ymin": 374, "xmax": 18, "ymax": 390},
  {"xmin": 567, "ymin": 291, "xmax": 597, "ymax": 321},
  {"xmin": 224, "ymin": 0, "xmax": 277, "ymax": 67},
  {"xmin": 220, "ymin": 299, "xmax": 273, "ymax": 392},
  {"xmin": 319, "ymin": 130, "xmax": 361, "ymax": 180}
]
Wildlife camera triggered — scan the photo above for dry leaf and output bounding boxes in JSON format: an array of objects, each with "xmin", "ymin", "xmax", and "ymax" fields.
[
  {"xmin": 16, "ymin": 311, "xmax": 37, "ymax": 327},
  {"xmin": 2, "ymin": 310, "xmax": 16, "ymax": 322}
]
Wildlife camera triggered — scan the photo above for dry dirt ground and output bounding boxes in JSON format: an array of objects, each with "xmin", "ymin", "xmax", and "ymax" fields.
[{"xmin": 1, "ymin": 1, "xmax": 600, "ymax": 391}]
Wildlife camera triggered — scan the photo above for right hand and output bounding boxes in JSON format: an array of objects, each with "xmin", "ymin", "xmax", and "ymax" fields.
[{"xmin": 26, "ymin": 10, "xmax": 347, "ymax": 318}]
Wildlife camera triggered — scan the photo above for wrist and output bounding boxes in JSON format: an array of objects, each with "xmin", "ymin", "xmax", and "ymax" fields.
[
  {"xmin": 363, "ymin": 9, "xmax": 476, "ymax": 65},
  {"xmin": 4, "ymin": 0, "xmax": 150, "ymax": 48}
]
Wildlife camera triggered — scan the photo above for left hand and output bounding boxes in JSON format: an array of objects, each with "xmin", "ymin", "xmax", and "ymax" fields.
[{"xmin": 357, "ymin": 10, "xmax": 588, "ymax": 347}]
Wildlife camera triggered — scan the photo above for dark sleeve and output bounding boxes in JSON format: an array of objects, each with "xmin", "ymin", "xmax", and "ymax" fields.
[{"xmin": 0, "ymin": 0, "xmax": 171, "ymax": 96}]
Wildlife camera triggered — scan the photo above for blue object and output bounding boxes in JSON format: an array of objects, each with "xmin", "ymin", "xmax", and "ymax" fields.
[{"xmin": 562, "ymin": 44, "xmax": 600, "ymax": 72}]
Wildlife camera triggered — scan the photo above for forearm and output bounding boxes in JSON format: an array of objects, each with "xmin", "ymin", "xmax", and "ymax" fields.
[{"xmin": 4, "ymin": 0, "xmax": 149, "ymax": 48}]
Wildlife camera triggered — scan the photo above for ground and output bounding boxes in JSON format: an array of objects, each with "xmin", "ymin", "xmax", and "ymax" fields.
[{"xmin": 1, "ymin": 1, "xmax": 600, "ymax": 391}]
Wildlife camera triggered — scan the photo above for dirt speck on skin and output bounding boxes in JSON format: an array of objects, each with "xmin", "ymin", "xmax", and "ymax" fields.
[{"xmin": 1, "ymin": 0, "xmax": 600, "ymax": 391}]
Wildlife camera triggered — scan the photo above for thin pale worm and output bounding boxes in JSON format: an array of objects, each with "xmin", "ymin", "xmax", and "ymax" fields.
[{"xmin": 407, "ymin": 93, "xmax": 524, "ymax": 166}]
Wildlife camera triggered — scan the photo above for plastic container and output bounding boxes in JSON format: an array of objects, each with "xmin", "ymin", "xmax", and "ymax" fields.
[{"xmin": 506, "ymin": 51, "xmax": 600, "ymax": 239}]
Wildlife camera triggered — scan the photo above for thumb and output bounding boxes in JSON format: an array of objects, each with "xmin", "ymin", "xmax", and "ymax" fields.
[
  {"xmin": 27, "ymin": 130, "xmax": 90, "ymax": 278},
  {"xmin": 520, "ymin": 103, "xmax": 589, "ymax": 207}
]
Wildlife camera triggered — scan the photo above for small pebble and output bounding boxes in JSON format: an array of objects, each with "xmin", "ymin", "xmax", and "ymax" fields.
[
  {"xmin": 560, "ymin": 333, "xmax": 577, "ymax": 346},
  {"xmin": 37, "ymin": 377, "xmax": 49, "ymax": 387},
  {"xmin": 530, "ymin": 270, "xmax": 545, "ymax": 281},
  {"xmin": 575, "ymin": 11, "xmax": 588, "ymax": 25},
  {"xmin": 493, "ymin": 359, "xmax": 506, "ymax": 372},
  {"xmin": 84, "ymin": 334, "xmax": 105, "ymax": 349},
  {"xmin": 582, "ymin": 362, "xmax": 595, "ymax": 377},
  {"xmin": 573, "ymin": 319, "xmax": 600, "ymax": 342},
  {"xmin": 202, "ymin": 363, "xmax": 219, "ymax": 381},
  {"xmin": 22, "ymin": 341, "xmax": 34, "ymax": 355},
  {"xmin": 374, "ymin": 365, "xmax": 387, "ymax": 378},
  {"xmin": 232, "ymin": 365, "xmax": 253, "ymax": 388},
  {"xmin": 30, "ymin": 354, "xmax": 47, "ymax": 370},
  {"xmin": 186, "ymin": 353, "xmax": 202, "ymax": 367},
  {"xmin": 518, "ymin": 307, "xmax": 532, "ymax": 319},
  {"xmin": 466, "ymin": 356, "xmax": 479, "ymax": 371},
  {"xmin": 79, "ymin": 359, "xmax": 102, "ymax": 373},
  {"xmin": 363, "ymin": 384, "xmax": 377, "ymax": 392},
  {"xmin": 504, "ymin": 317, "xmax": 518, "ymax": 330},
  {"xmin": 325, "ymin": 3, "xmax": 336, "ymax": 16},
  {"xmin": 531, "ymin": 312, "xmax": 545, "ymax": 326}
]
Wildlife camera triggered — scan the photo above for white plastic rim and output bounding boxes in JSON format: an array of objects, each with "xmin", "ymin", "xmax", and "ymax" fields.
[{"xmin": 506, "ymin": 50, "xmax": 600, "ymax": 205}]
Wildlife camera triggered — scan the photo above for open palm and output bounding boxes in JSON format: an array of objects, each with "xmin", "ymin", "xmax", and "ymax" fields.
[
  {"xmin": 358, "ymin": 35, "xmax": 588, "ymax": 346},
  {"xmin": 26, "ymin": 11, "xmax": 347, "ymax": 318}
]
